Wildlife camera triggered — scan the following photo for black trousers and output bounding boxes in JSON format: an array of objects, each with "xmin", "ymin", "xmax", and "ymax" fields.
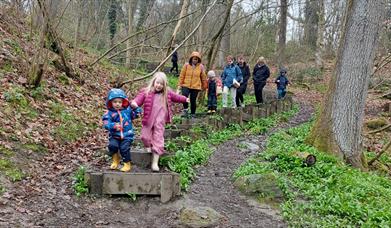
[
  {"xmin": 254, "ymin": 82, "xmax": 266, "ymax": 104},
  {"xmin": 235, "ymin": 85, "xmax": 247, "ymax": 107},
  {"xmin": 170, "ymin": 61, "xmax": 179, "ymax": 74},
  {"xmin": 181, "ymin": 87, "xmax": 199, "ymax": 114}
]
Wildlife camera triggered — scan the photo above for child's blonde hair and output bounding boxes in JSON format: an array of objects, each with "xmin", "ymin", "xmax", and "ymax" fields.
[
  {"xmin": 146, "ymin": 72, "xmax": 169, "ymax": 109},
  {"xmin": 207, "ymin": 70, "xmax": 216, "ymax": 78}
]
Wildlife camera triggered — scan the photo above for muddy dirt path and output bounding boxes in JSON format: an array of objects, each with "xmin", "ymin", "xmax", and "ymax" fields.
[{"xmin": 1, "ymin": 101, "xmax": 313, "ymax": 227}]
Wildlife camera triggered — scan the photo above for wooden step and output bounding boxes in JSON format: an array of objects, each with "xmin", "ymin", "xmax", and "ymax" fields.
[
  {"xmin": 85, "ymin": 171, "xmax": 180, "ymax": 203},
  {"xmin": 131, "ymin": 148, "xmax": 152, "ymax": 168}
]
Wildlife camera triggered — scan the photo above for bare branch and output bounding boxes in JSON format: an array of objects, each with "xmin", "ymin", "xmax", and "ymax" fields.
[
  {"xmin": 368, "ymin": 139, "xmax": 391, "ymax": 166},
  {"xmin": 118, "ymin": 0, "xmax": 219, "ymax": 87},
  {"xmin": 90, "ymin": 7, "xmax": 199, "ymax": 67}
]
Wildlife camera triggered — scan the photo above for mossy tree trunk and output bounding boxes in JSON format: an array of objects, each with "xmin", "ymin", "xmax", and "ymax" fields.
[{"xmin": 307, "ymin": 0, "xmax": 387, "ymax": 170}]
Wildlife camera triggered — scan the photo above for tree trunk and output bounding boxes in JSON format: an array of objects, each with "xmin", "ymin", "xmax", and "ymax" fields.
[
  {"xmin": 303, "ymin": 0, "xmax": 319, "ymax": 49},
  {"xmin": 126, "ymin": 0, "xmax": 138, "ymax": 68},
  {"xmin": 197, "ymin": 0, "xmax": 209, "ymax": 53},
  {"xmin": 73, "ymin": 0, "xmax": 82, "ymax": 60},
  {"xmin": 218, "ymin": 8, "xmax": 230, "ymax": 68},
  {"xmin": 276, "ymin": 0, "xmax": 287, "ymax": 68},
  {"xmin": 307, "ymin": 0, "xmax": 387, "ymax": 169},
  {"xmin": 164, "ymin": 0, "xmax": 189, "ymax": 61},
  {"xmin": 315, "ymin": 0, "xmax": 325, "ymax": 70},
  {"xmin": 205, "ymin": 0, "xmax": 234, "ymax": 70}
]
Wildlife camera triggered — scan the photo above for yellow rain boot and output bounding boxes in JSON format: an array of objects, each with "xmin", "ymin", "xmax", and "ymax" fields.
[
  {"xmin": 151, "ymin": 153, "xmax": 160, "ymax": 172},
  {"xmin": 110, "ymin": 153, "xmax": 120, "ymax": 170},
  {"xmin": 120, "ymin": 162, "xmax": 132, "ymax": 172}
]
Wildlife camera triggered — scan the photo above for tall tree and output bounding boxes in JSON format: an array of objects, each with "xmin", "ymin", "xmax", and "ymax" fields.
[
  {"xmin": 277, "ymin": 0, "xmax": 287, "ymax": 67},
  {"xmin": 206, "ymin": 0, "xmax": 234, "ymax": 70},
  {"xmin": 303, "ymin": 0, "xmax": 319, "ymax": 49},
  {"xmin": 164, "ymin": 0, "xmax": 189, "ymax": 59},
  {"xmin": 217, "ymin": 2, "xmax": 231, "ymax": 68},
  {"xmin": 307, "ymin": 0, "xmax": 387, "ymax": 169},
  {"xmin": 126, "ymin": 0, "xmax": 138, "ymax": 67},
  {"xmin": 108, "ymin": 0, "xmax": 118, "ymax": 46},
  {"xmin": 315, "ymin": 0, "xmax": 325, "ymax": 69}
]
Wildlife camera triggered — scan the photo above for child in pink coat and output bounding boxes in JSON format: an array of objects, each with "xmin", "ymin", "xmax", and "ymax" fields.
[{"xmin": 131, "ymin": 72, "xmax": 189, "ymax": 171}]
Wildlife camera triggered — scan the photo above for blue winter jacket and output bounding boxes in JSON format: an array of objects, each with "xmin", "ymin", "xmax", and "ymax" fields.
[
  {"xmin": 221, "ymin": 63, "xmax": 243, "ymax": 88},
  {"xmin": 275, "ymin": 74, "xmax": 289, "ymax": 90},
  {"xmin": 102, "ymin": 88, "xmax": 142, "ymax": 141}
]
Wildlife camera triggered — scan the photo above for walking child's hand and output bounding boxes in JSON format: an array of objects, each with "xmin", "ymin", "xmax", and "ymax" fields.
[{"xmin": 186, "ymin": 98, "xmax": 190, "ymax": 103}]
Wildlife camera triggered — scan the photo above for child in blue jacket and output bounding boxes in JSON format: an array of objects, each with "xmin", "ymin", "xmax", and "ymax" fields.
[
  {"xmin": 275, "ymin": 68, "xmax": 289, "ymax": 99},
  {"xmin": 102, "ymin": 88, "xmax": 142, "ymax": 172}
]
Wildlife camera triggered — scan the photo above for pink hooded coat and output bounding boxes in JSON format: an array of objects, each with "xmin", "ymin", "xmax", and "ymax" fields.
[{"xmin": 132, "ymin": 89, "xmax": 187, "ymax": 125}]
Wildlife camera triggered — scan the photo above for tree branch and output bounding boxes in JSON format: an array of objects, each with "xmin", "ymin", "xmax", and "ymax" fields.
[
  {"xmin": 368, "ymin": 139, "xmax": 391, "ymax": 166},
  {"xmin": 367, "ymin": 124, "xmax": 391, "ymax": 134},
  {"xmin": 90, "ymin": 7, "xmax": 199, "ymax": 67},
  {"xmin": 117, "ymin": 0, "xmax": 219, "ymax": 87}
]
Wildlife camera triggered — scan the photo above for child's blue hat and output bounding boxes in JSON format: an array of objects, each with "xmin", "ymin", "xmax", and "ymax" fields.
[{"xmin": 106, "ymin": 88, "xmax": 129, "ymax": 109}]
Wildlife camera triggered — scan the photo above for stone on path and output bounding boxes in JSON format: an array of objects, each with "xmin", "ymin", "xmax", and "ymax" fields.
[
  {"xmin": 233, "ymin": 173, "xmax": 283, "ymax": 202},
  {"xmin": 241, "ymin": 142, "xmax": 260, "ymax": 151},
  {"xmin": 179, "ymin": 206, "xmax": 222, "ymax": 228}
]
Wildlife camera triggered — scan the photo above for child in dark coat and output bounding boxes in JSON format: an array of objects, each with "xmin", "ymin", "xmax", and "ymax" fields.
[
  {"xmin": 102, "ymin": 88, "xmax": 142, "ymax": 172},
  {"xmin": 275, "ymin": 68, "xmax": 289, "ymax": 99},
  {"xmin": 207, "ymin": 70, "xmax": 218, "ymax": 113}
]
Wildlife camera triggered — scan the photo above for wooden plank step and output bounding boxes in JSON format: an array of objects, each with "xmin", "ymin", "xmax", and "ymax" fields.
[
  {"xmin": 131, "ymin": 148, "xmax": 152, "ymax": 168},
  {"xmin": 85, "ymin": 171, "xmax": 180, "ymax": 203}
]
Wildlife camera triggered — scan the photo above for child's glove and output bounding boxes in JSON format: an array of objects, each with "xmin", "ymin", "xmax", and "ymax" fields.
[{"xmin": 133, "ymin": 107, "xmax": 143, "ymax": 118}]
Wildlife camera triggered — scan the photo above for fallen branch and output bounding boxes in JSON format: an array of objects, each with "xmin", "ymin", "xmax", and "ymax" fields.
[
  {"xmin": 368, "ymin": 124, "xmax": 391, "ymax": 134},
  {"xmin": 368, "ymin": 140, "xmax": 391, "ymax": 166},
  {"xmin": 117, "ymin": 0, "xmax": 218, "ymax": 87},
  {"xmin": 369, "ymin": 90, "xmax": 391, "ymax": 101}
]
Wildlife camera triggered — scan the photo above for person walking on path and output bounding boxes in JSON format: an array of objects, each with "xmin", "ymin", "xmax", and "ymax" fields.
[
  {"xmin": 221, "ymin": 55, "xmax": 243, "ymax": 108},
  {"xmin": 102, "ymin": 88, "xmax": 142, "ymax": 172},
  {"xmin": 275, "ymin": 67, "xmax": 290, "ymax": 99},
  {"xmin": 170, "ymin": 44, "xmax": 179, "ymax": 76},
  {"xmin": 235, "ymin": 55, "xmax": 251, "ymax": 108},
  {"xmin": 253, "ymin": 57, "xmax": 270, "ymax": 104},
  {"xmin": 177, "ymin": 51, "xmax": 207, "ymax": 117},
  {"xmin": 131, "ymin": 72, "xmax": 189, "ymax": 171}
]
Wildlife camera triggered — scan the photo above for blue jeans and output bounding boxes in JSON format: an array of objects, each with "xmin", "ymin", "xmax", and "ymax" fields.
[
  {"xmin": 277, "ymin": 89, "xmax": 286, "ymax": 99},
  {"xmin": 207, "ymin": 94, "xmax": 217, "ymax": 110},
  {"xmin": 108, "ymin": 138, "xmax": 132, "ymax": 162}
]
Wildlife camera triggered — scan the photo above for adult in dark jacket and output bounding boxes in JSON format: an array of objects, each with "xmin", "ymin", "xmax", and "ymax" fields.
[
  {"xmin": 170, "ymin": 44, "xmax": 179, "ymax": 75},
  {"xmin": 236, "ymin": 55, "xmax": 251, "ymax": 107},
  {"xmin": 252, "ymin": 57, "xmax": 270, "ymax": 103}
]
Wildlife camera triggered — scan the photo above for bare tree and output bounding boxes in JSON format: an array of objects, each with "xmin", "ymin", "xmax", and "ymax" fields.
[
  {"xmin": 307, "ymin": 0, "xmax": 387, "ymax": 169},
  {"xmin": 205, "ymin": 0, "xmax": 234, "ymax": 70},
  {"xmin": 126, "ymin": 0, "xmax": 138, "ymax": 67},
  {"xmin": 315, "ymin": 0, "xmax": 325, "ymax": 69},
  {"xmin": 164, "ymin": 0, "xmax": 189, "ymax": 59},
  {"xmin": 276, "ymin": 0, "xmax": 287, "ymax": 67},
  {"xmin": 303, "ymin": 0, "xmax": 319, "ymax": 49}
]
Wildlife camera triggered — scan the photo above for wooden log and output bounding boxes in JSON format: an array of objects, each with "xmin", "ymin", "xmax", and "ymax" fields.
[
  {"xmin": 164, "ymin": 129, "xmax": 182, "ymax": 140},
  {"xmin": 267, "ymin": 102, "xmax": 276, "ymax": 116},
  {"xmin": 86, "ymin": 171, "xmax": 180, "ymax": 203},
  {"xmin": 256, "ymin": 104, "xmax": 268, "ymax": 118},
  {"xmin": 229, "ymin": 108, "xmax": 243, "ymax": 125},
  {"xmin": 294, "ymin": 152, "xmax": 317, "ymax": 166},
  {"xmin": 276, "ymin": 100, "xmax": 283, "ymax": 113},
  {"xmin": 85, "ymin": 172, "xmax": 103, "ymax": 195}
]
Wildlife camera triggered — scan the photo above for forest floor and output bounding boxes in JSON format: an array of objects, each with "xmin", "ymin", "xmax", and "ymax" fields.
[
  {"xmin": 1, "ymin": 6, "xmax": 390, "ymax": 227},
  {"xmin": 1, "ymin": 98, "xmax": 313, "ymax": 227}
]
